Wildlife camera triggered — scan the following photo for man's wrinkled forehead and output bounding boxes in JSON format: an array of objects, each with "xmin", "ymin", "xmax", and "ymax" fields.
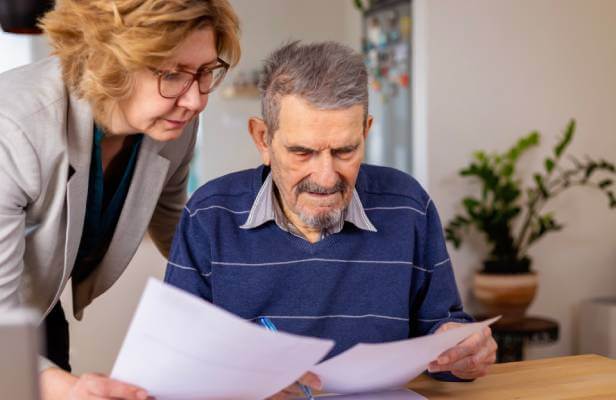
[{"xmin": 274, "ymin": 96, "xmax": 365, "ymax": 139}]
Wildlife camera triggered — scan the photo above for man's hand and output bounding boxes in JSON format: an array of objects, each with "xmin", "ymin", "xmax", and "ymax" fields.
[
  {"xmin": 267, "ymin": 371, "xmax": 321, "ymax": 400},
  {"xmin": 428, "ymin": 323, "xmax": 497, "ymax": 379},
  {"xmin": 41, "ymin": 367, "xmax": 149, "ymax": 400}
]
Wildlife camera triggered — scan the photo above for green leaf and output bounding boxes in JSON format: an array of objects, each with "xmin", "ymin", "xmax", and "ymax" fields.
[
  {"xmin": 463, "ymin": 197, "xmax": 480, "ymax": 211},
  {"xmin": 473, "ymin": 151, "xmax": 487, "ymax": 162},
  {"xmin": 608, "ymin": 191, "xmax": 616, "ymax": 208},
  {"xmin": 507, "ymin": 132, "xmax": 540, "ymax": 162},
  {"xmin": 585, "ymin": 162, "xmax": 598, "ymax": 179},
  {"xmin": 554, "ymin": 119, "xmax": 575, "ymax": 158},
  {"xmin": 528, "ymin": 213, "xmax": 563, "ymax": 245},
  {"xmin": 598, "ymin": 159, "xmax": 616, "ymax": 173},
  {"xmin": 599, "ymin": 179, "xmax": 613, "ymax": 189},
  {"xmin": 545, "ymin": 158, "xmax": 555, "ymax": 173},
  {"xmin": 534, "ymin": 173, "xmax": 549, "ymax": 198},
  {"xmin": 501, "ymin": 163, "xmax": 514, "ymax": 177}
]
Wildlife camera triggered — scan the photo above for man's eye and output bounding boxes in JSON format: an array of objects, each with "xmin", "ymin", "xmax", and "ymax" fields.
[
  {"xmin": 333, "ymin": 149, "xmax": 355, "ymax": 158},
  {"xmin": 294, "ymin": 151, "xmax": 311, "ymax": 157}
]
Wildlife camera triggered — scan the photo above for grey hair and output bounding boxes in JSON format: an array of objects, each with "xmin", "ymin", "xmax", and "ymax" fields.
[{"xmin": 259, "ymin": 41, "xmax": 368, "ymax": 140}]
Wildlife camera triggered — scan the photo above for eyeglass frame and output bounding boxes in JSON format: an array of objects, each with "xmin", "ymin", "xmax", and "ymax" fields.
[{"xmin": 151, "ymin": 57, "xmax": 230, "ymax": 99}]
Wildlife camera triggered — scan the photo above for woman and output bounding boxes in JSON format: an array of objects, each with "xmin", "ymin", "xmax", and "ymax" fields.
[{"xmin": 0, "ymin": 0, "xmax": 240, "ymax": 398}]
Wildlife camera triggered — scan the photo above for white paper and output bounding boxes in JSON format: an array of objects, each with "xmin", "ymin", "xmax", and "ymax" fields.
[
  {"xmin": 306, "ymin": 388, "xmax": 426, "ymax": 399},
  {"xmin": 312, "ymin": 316, "xmax": 500, "ymax": 394},
  {"xmin": 111, "ymin": 278, "xmax": 335, "ymax": 400}
]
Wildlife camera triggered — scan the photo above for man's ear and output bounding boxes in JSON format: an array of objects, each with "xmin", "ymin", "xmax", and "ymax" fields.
[
  {"xmin": 363, "ymin": 115, "xmax": 374, "ymax": 139},
  {"xmin": 248, "ymin": 117, "xmax": 271, "ymax": 166}
]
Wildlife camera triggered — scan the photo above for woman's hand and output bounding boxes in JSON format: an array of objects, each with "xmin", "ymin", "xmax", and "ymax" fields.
[
  {"xmin": 41, "ymin": 368, "xmax": 149, "ymax": 400},
  {"xmin": 428, "ymin": 323, "xmax": 497, "ymax": 379},
  {"xmin": 266, "ymin": 371, "xmax": 321, "ymax": 400}
]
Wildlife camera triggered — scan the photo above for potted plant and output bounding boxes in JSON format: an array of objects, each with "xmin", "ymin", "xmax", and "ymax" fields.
[{"xmin": 445, "ymin": 120, "xmax": 616, "ymax": 320}]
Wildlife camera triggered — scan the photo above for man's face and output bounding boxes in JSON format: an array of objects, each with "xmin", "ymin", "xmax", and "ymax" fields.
[{"xmin": 253, "ymin": 95, "xmax": 371, "ymax": 229}]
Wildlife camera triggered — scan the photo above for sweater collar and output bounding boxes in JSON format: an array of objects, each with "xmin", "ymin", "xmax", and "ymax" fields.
[{"xmin": 241, "ymin": 171, "xmax": 377, "ymax": 237}]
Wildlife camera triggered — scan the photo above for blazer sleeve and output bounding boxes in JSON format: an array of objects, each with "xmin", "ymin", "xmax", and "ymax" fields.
[
  {"xmin": 0, "ymin": 116, "xmax": 40, "ymax": 312},
  {"xmin": 0, "ymin": 115, "xmax": 71, "ymax": 372},
  {"xmin": 148, "ymin": 118, "xmax": 199, "ymax": 258},
  {"xmin": 164, "ymin": 204, "xmax": 213, "ymax": 302}
]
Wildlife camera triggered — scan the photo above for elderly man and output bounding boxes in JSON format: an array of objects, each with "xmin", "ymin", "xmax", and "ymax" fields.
[{"xmin": 165, "ymin": 41, "xmax": 496, "ymax": 396}]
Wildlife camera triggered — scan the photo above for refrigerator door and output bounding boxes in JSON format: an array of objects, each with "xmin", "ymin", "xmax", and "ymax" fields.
[{"xmin": 363, "ymin": 0, "xmax": 413, "ymax": 174}]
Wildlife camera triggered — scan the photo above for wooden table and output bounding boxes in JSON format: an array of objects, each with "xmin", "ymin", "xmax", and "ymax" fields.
[{"xmin": 407, "ymin": 354, "xmax": 616, "ymax": 399}]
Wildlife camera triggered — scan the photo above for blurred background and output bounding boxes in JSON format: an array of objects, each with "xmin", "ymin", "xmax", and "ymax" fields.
[{"xmin": 1, "ymin": 0, "xmax": 615, "ymax": 374}]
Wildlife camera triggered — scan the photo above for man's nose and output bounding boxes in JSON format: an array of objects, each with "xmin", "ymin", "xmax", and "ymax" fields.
[{"xmin": 311, "ymin": 153, "xmax": 339, "ymax": 189}]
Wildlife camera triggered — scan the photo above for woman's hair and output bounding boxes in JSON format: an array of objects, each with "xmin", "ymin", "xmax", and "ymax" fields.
[{"xmin": 39, "ymin": 0, "xmax": 240, "ymax": 125}]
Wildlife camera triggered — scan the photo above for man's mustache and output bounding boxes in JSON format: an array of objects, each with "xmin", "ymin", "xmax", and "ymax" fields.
[{"xmin": 296, "ymin": 179, "xmax": 347, "ymax": 195}]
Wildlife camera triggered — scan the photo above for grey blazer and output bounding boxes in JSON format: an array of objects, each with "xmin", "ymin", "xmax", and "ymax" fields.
[{"xmin": 0, "ymin": 57, "xmax": 197, "ymax": 324}]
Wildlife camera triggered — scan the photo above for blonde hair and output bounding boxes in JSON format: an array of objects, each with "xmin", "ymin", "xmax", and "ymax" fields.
[{"xmin": 40, "ymin": 0, "xmax": 240, "ymax": 126}]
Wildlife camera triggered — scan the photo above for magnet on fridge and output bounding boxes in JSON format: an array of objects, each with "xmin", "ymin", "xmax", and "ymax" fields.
[
  {"xmin": 371, "ymin": 80, "xmax": 381, "ymax": 92},
  {"xmin": 400, "ymin": 15, "xmax": 411, "ymax": 37},
  {"xmin": 367, "ymin": 17, "xmax": 381, "ymax": 46},
  {"xmin": 399, "ymin": 73, "xmax": 409, "ymax": 87},
  {"xmin": 394, "ymin": 43, "xmax": 408, "ymax": 62}
]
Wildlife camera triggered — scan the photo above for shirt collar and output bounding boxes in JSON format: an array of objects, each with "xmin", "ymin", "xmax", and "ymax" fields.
[{"xmin": 240, "ymin": 173, "xmax": 377, "ymax": 236}]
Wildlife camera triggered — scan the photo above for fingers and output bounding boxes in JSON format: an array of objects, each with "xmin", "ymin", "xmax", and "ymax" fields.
[
  {"xmin": 432, "ymin": 330, "xmax": 485, "ymax": 367},
  {"xmin": 429, "ymin": 326, "xmax": 498, "ymax": 379},
  {"xmin": 73, "ymin": 373, "xmax": 149, "ymax": 400},
  {"xmin": 435, "ymin": 322, "xmax": 464, "ymax": 333},
  {"xmin": 267, "ymin": 372, "xmax": 321, "ymax": 400},
  {"xmin": 297, "ymin": 371, "xmax": 322, "ymax": 390},
  {"xmin": 266, "ymin": 385, "xmax": 304, "ymax": 400}
]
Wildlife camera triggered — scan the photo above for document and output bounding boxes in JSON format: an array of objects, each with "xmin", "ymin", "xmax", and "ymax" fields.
[
  {"xmin": 311, "ymin": 316, "xmax": 500, "ymax": 394},
  {"xmin": 306, "ymin": 389, "xmax": 426, "ymax": 399},
  {"xmin": 111, "ymin": 279, "xmax": 335, "ymax": 400},
  {"xmin": 113, "ymin": 278, "xmax": 498, "ymax": 399}
]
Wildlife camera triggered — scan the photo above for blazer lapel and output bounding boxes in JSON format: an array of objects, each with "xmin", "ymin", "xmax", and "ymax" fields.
[
  {"xmin": 72, "ymin": 136, "xmax": 170, "ymax": 318},
  {"xmin": 63, "ymin": 94, "xmax": 93, "ymax": 292}
]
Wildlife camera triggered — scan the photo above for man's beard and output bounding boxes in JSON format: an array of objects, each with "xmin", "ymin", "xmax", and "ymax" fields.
[{"xmin": 295, "ymin": 178, "xmax": 348, "ymax": 230}]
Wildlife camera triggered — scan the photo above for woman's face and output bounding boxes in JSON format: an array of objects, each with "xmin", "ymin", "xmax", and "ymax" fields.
[{"xmin": 113, "ymin": 27, "xmax": 218, "ymax": 141}]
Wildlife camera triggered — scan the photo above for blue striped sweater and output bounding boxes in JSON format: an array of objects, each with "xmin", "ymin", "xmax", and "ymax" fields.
[{"xmin": 165, "ymin": 164, "xmax": 472, "ymax": 380}]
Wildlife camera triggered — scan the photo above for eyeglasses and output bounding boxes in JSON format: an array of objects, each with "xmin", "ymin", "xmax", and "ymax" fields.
[{"xmin": 152, "ymin": 57, "xmax": 229, "ymax": 99}]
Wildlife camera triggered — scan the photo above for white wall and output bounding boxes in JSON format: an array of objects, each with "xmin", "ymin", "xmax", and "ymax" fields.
[
  {"xmin": 0, "ymin": 31, "xmax": 48, "ymax": 73},
  {"xmin": 414, "ymin": 0, "xmax": 616, "ymax": 358}
]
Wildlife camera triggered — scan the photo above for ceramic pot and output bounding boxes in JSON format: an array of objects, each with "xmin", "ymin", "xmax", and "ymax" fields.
[{"xmin": 473, "ymin": 271, "xmax": 538, "ymax": 321}]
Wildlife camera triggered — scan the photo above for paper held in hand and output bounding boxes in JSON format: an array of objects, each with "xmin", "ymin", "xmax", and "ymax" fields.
[{"xmin": 112, "ymin": 279, "xmax": 499, "ymax": 399}]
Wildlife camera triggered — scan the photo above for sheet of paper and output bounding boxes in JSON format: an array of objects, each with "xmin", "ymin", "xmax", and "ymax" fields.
[
  {"xmin": 312, "ymin": 316, "xmax": 500, "ymax": 394},
  {"xmin": 111, "ymin": 278, "xmax": 335, "ymax": 400},
  {"xmin": 304, "ymin": 389, "xmax": 427, "ymax": 399}
]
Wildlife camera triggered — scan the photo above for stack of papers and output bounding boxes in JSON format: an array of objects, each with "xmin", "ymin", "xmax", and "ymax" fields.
[
  {"xmin": 112, "ymin": 279, "xmax": 498, "ymax": 399},
  {"xmin": 303, "ymin": 389, "xmax": 426, "ymax": 399},
  {"xmin": 306, "ymin": 389, "xmax": 428, "ymax": 400}
]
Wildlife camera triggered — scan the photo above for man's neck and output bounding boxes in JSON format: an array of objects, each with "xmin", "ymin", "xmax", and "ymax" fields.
[
  {"xmin": 273, "ymin": 188, "xmax": 322, "ymax": 243},
  {"xmin": 279, "ymin": 201, "xmax": 322, "ymax": 244}
]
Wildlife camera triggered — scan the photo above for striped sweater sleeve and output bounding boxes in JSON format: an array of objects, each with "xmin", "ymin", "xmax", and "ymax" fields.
[
  {"xmin": 164, "ymin": 206, "xmax": 213, "ymax": 302},
  {"xmin": 413, "ymin": 199, "xmax": 475, "ymax": 382}
]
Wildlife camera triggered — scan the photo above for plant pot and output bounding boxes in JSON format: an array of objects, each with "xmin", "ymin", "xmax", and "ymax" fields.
[{"xmin": 473, "ymin": 271, "xmax": 538, "ymax": 321}]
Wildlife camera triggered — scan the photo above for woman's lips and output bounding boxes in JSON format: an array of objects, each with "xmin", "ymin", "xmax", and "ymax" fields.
[{"xmin": 165, "ymin": 119, "xmax": 188, "ymax": 129}]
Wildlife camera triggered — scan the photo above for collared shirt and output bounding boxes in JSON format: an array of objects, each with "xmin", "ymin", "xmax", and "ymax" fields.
[{"xmin": 240, "ymin": 173, "xmax": 377, "ymax": 241}]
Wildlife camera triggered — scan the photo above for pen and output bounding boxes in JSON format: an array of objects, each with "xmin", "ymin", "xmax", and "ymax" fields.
[{"xmin": 257, "ymin": 317, "xmax": 316, "ymax": 400}]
